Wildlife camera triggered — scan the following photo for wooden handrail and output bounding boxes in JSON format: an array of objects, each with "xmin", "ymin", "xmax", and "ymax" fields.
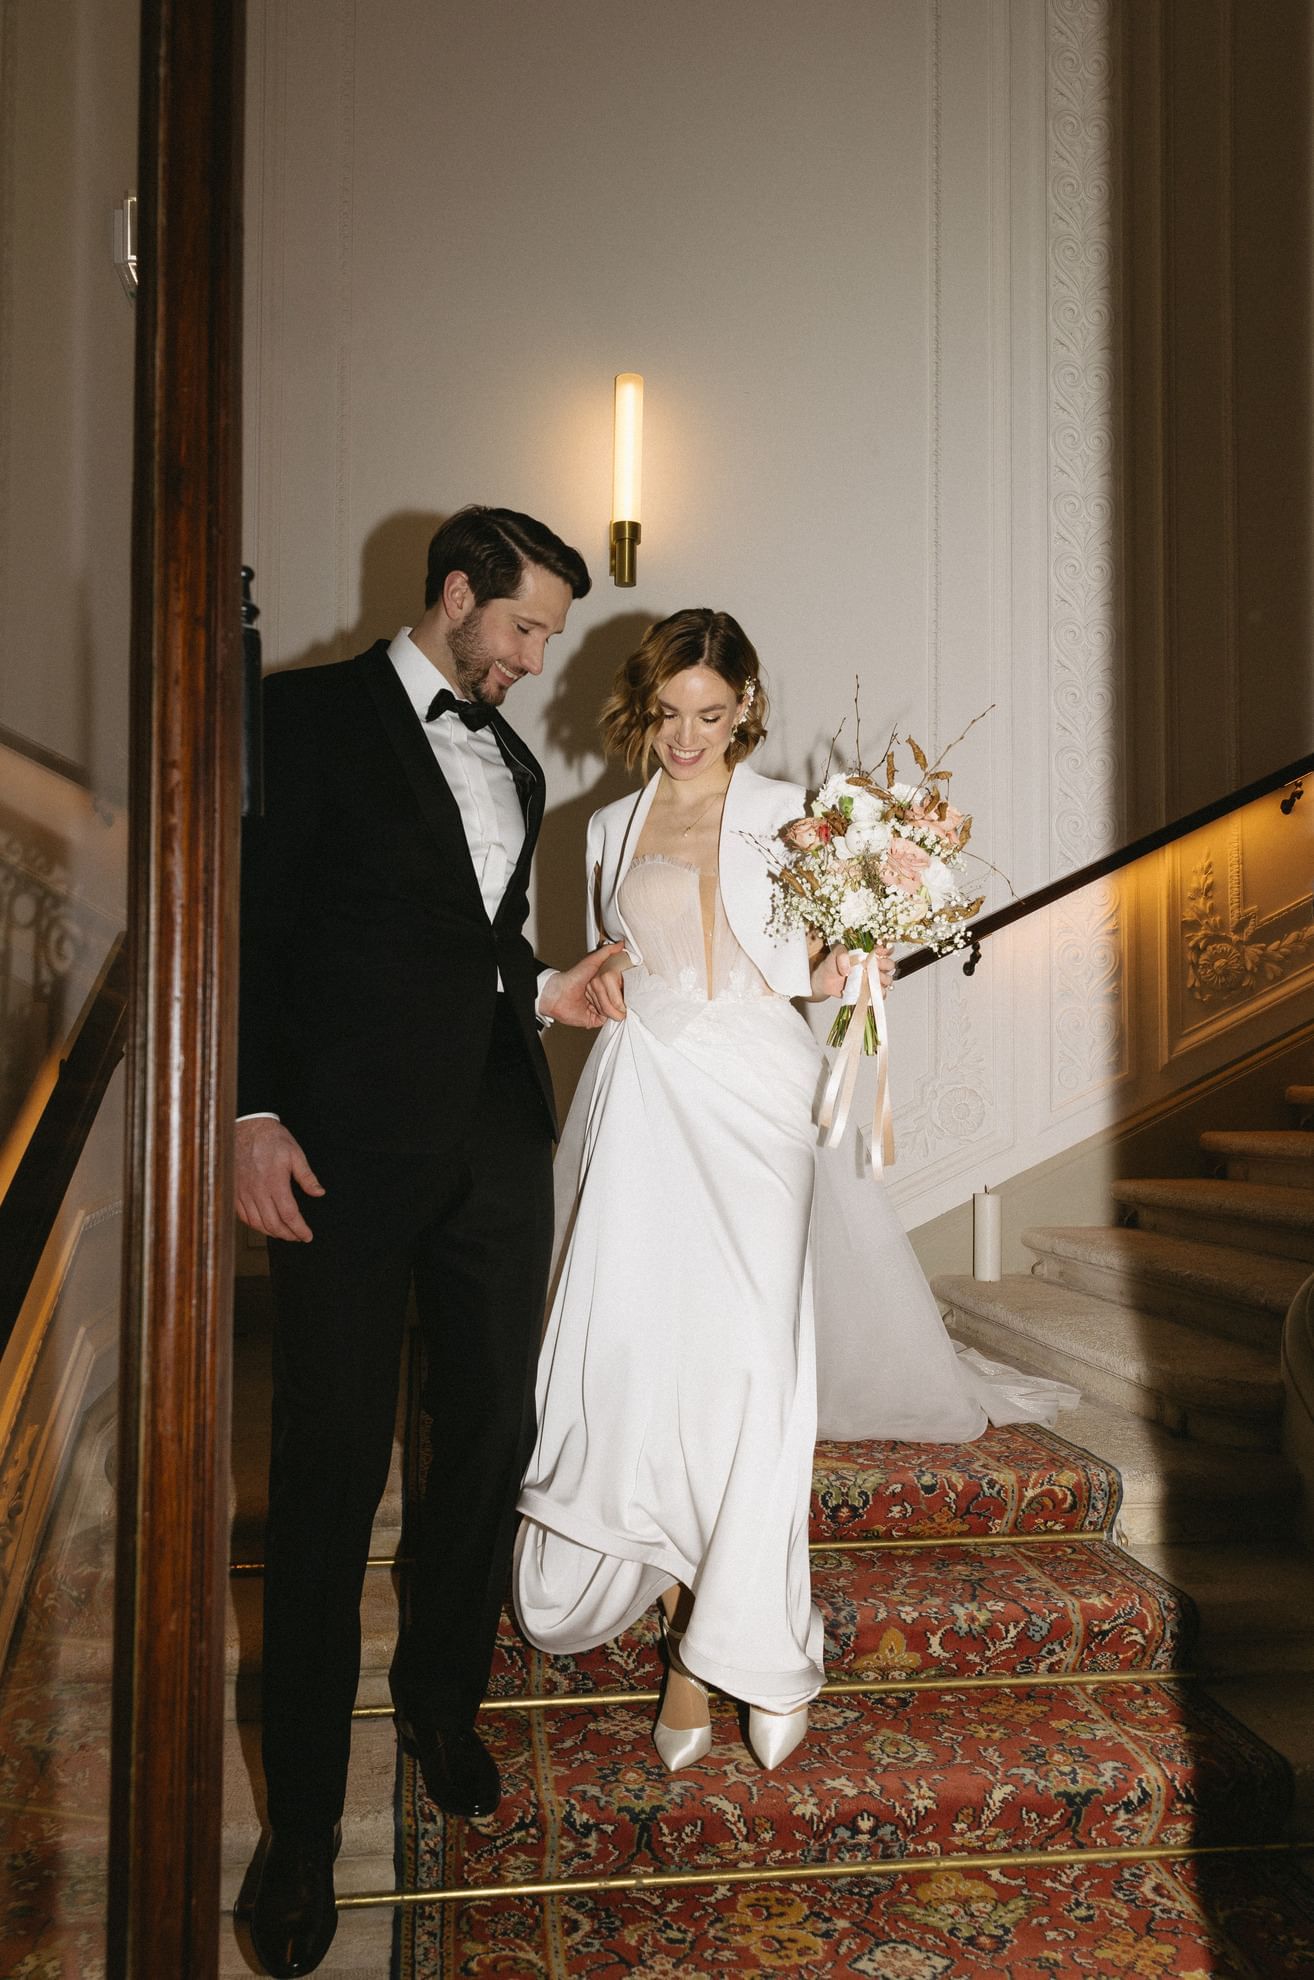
[
  {"xmin": 896, "ymin": 750, "xmax": 1314, "ymax": 981},
  {"xmin": 0, "ymin": 935, "xmax": 129, "ymax": 1353}
]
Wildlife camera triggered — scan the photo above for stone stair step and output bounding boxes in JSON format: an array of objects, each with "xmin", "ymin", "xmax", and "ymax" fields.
[
  {"xmin": 1023, "ymin": 1224, "xmax": 1302, "ymax": 1346},
  {"xmin": 226, "ymin": 1570, "xmax": 401, "ymax": 1720},
  {"xmin": 1055, "ymin": 1398, "xmax": 1301, "ymax": 1546},
  {"xmin": 1112, "ymin": 1177, "xmax": 1314, "ymax": 1263},
  {"xmin": 220, "ymin": 1864, "xmax": 396, "ymax": 1978},
  {"xmin": 222, "ymin": 1711, "xmax": 398, "ymax": 1884},
  {"xmin": 1129, "ymin": 1541, "xmax": 1314, "ymax": 1678},
  {"xmin": 413, "ymin": 1681, "xmax": 1290, "ymax": 1889},
  {"xmin": 1200, "ymin": 1129, "xmax": 1314, "ymax": 1189},
  {"xmin": 1205, "ymin": 1672, "xmax": 1314, "ymax": 1836},
  {"xmin": 933, "ymin": 1274, "xmax": 1282, "ymax": 1448}
]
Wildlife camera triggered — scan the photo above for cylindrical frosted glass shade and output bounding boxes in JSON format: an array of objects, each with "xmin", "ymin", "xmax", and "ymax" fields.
[{"xmin": 612, "ymin": 373, "xmax": 644, "ymax": 524}]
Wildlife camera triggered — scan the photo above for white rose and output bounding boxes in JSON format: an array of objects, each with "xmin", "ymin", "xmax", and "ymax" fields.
[
  {"xmin": 816, "ymin": 774, "xmax": 856, "ymax": 812},
  {"xmin": 844, "ymin": 817, "xmax": 893, "ymax": 857},
  {"xmin": 845, "ymin": 788, "xmax": 882, "ymax": 828},
  {"xmin": 889, "ymin": 780, "xmax": 922, "ymax": 805},
  {"xmin": 923, "ymin": 856, "xmax": 960, "ymax": 909},
  {"xmin": 839, "ymin": 886, "xmax": 880, "ymax": 929}
]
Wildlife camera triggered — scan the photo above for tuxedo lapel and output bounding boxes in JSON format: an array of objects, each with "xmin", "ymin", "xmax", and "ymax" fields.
[
  {"xmin": 358, "ymin": 645, "xmax": 487, "ymax": 918},
  {"xmin": 488, "ymin": 713, "xmax": 545, "ymax": 928}
]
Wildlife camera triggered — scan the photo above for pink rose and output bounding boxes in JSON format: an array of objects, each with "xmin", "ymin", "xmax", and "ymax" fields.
[
  {"xmin": 879, "ymin": 837, "xmax": 931, "ymax": 897},
  {"xmin": 927, "ymin": 803, "xmax": 966, "ymax": 847},
  {"xmin": 782, "ymin": 817, "xmax": 826, "ymax": 851},
  {"xmin": 910, "ymin": 797, "xmax": 966, "ymax": 847}
]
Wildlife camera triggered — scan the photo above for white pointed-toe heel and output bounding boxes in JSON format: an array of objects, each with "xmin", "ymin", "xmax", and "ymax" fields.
[
  {"xmin": 654, "ymin": 1613, "xmax": 712, "ymax": 1772},
  {"xmin": 747, "ymin": 1703, "xmax": 809, "ymax": 1771}
]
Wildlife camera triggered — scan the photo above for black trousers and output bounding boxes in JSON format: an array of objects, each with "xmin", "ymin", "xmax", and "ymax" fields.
[{"xmin": 260, "ymin": 1002, "xmax": 554, "ymax": 1832}]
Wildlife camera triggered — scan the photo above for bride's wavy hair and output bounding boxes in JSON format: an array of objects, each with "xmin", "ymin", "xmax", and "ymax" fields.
[{"xmin": 600, "ymin": 608, "xmax": 769, "ymax": 775}]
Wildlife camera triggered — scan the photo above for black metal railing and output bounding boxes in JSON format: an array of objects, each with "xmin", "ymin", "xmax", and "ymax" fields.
[{"xmin": 896, "ymin": 751, "xmax": 1314, "ymax": 981}]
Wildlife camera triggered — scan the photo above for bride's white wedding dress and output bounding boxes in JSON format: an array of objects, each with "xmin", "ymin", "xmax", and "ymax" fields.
[
  {"xmin": 515, "ymin": 853, "xmax": 826, "ymax": 1709},
  {"xmin": 514, "ymin": 780, "xmax": 1076, "ymax": 1708}
]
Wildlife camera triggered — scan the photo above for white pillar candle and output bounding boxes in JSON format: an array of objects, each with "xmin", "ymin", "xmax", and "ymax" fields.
[{"xmin": 973, "ymin": 1188, "xmax": 1002, "ymax": 1281}]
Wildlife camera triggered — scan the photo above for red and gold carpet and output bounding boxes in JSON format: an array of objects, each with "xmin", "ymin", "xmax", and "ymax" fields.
[{"xmin": 398, "ymin": 1423, "xmax": 1313, "ymax": 1979}]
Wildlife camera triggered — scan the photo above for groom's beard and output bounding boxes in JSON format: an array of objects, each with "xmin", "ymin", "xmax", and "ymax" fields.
[{"xmin": 448, "ymin": 609, "xmax": 515, "ymax": 705}]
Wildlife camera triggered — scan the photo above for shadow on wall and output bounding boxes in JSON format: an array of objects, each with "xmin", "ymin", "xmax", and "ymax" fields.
[
  {"xmin": 1122, "ymin": 0, "xmax": 1313, "ymax": 824},
  {"xmin": 536, "ymin": 612, "xmax": 650, "ymax": 1105},
  {"xmin": 263, "ymin": 516, "xmax": 645, "ymax": 1107},
  {"xmin": 268, "ymin": 510, "xmax": 446, "ymax": 675}
]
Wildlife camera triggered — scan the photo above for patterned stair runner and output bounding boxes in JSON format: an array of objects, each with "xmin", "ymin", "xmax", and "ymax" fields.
[
  {"xmin": 392, "ymin": 1423, "xmax": 1314, "ymax": 1978},
  {"xmin": 402, "ymin": 1852, "xmax": 1314, "ymax": 1977}
]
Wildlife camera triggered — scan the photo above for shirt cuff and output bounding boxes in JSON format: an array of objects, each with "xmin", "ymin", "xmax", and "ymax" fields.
[
  {"xmin": 535, "ymin": 968, "xmax": 560, "ymax": 1030},
  {"xmin": 237, "ymin": 1112, "xmax": 280, "ymax": 1123}
]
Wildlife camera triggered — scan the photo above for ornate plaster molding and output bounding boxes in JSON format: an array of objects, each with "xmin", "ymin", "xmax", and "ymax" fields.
[
  {"xmin": 1183, "ymin": 856, "xmax": 1314, "ymax": 1005},
  {"xmin": 1046, "ymin": 0, "xmax": 1123, "ymax": 874},
  {"xmin": 1051, "ymin": 879, "xmax": 1126, "ymax": 1107}
]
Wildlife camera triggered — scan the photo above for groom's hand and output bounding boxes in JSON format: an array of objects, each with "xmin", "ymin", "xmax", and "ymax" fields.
[
  {"xmin": 235, "ymin": 1117, "xmax": 325, "ymax": 1242},
  {"xmin": 538, "ymin": 942, "xmax": 629, "ymax": 1028}
]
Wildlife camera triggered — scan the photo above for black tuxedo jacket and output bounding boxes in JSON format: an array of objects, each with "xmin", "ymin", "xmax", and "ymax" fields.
[{"xmin": 238, "ymin": 640, "xmax": 557, "ymax": 1161}]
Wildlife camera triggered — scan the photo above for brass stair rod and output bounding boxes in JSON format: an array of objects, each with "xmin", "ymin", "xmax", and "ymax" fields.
[
  {"xmin": 351, "ymin": 1666, "xmax": 1194, "ymax": 1719},
  {"xmin": 229, "ymin": 1527, "xmax": 1117, "ymax": 1574},
  {"xmin": 337, "ymin": 1837, "xmax": 1314, "ymax": 1911}
]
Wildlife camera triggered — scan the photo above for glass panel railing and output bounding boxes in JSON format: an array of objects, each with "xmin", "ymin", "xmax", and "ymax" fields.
[{"xmin": 0, "ymin": 0, "xmax": 139, "ymax": 1967}]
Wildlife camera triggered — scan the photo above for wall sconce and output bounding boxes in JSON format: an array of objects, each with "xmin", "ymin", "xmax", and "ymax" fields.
[{"xmin": 610, "ymin": 372, "xmax": 643, "ymax": 587}]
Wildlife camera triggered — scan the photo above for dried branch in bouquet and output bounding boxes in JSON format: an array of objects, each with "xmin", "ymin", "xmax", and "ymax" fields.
[{"xmin": 758, "ymin": 705, "xmax": 1003, "ymax": 1050}]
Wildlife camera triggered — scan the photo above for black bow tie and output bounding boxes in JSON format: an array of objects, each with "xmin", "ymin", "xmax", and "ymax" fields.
[{"xmin": 426, "ymin": 687, "xmax": 496, "ymax": 732}]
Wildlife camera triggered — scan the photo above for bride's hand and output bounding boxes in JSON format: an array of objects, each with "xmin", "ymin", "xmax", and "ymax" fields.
[
  {"xmin": 585, "ymin": 946, "xmax": 632, "ymax": 1023},
  {"xmin": 810, "ymin": 944, "xmax": 895, "ymax": 1001}
]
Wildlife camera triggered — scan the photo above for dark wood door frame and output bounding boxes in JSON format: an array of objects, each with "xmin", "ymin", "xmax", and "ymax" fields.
[{"xmin": 107, "ymin": 2, "xmax": 245, "ymax": 1974}]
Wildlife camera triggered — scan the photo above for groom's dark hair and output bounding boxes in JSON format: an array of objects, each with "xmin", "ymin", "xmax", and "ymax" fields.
[{"xmin": 424, "ymin": 506, "xmax": 591, "ymax": 609}]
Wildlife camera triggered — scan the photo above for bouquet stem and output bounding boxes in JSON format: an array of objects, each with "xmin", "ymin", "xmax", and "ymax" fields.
[{"xmin": 827, "ymin": 1001, "xmax": 881, "ymax": 1055}]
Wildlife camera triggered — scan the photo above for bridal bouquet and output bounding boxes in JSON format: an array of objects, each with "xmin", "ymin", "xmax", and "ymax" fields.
[
  {"xmin": 768, "ymin": 732, "xmax": 985, "ymax": 1054},
  {"xmin": 766, "ymin": 725, "xmax": 986, "ymax": 1174}
]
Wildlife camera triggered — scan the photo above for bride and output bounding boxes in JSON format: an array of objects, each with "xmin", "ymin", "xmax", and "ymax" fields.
[{"xmin": 513, "ymin": 607, "xmax": 1070, "ymax": 1778}]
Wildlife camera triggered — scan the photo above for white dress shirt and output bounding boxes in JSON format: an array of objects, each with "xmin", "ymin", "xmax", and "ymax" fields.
[
  {"xmin": 391, "ymin": 630, "xmax": 558, "ymax": 1015},
  {"xmin": 389, "ymin": 629, "xmax": 527, "ymax": 923}
]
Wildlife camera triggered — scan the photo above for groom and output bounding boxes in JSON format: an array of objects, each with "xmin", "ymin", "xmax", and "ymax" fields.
[{"xmin": 236, "ymin": 506, "xmax": 617, "ymax": 1978}]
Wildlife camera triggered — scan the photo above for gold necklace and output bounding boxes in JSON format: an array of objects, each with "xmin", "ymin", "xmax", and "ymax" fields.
[{"xmin": 661, "ymin": 781, "xmax": 729, "ymax": 839}]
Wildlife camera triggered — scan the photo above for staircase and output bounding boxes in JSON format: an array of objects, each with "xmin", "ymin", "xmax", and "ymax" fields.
[
  {"xmin": 935, "ymin": 1083, "xmax": 1314, "ymax": 1836},
  {"xmin": 207, "ymin": 1081, "xmax": 1314, "ymax": 1973},
  {"xmin": 5, "ymin": 1108, "xmax": 1309, "ymax": 1971}
]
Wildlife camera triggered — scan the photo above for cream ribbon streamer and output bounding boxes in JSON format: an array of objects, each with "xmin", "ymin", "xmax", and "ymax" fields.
[{"xmin": 816, "ymin": 951, "xmax": 896, "ymax": 1176}]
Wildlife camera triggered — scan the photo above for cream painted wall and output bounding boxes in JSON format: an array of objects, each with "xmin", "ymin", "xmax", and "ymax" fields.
[
  {"xmin": 0, "ymin": 0, "xmax": 138, "ymax": 799},
  {"xmin": 242, "ymin": 0, "xmax": 1314, "ymax": 1226},
  {"xmin": 0, "ymin": 0, "xmax": 135, "ymax": 1131}
]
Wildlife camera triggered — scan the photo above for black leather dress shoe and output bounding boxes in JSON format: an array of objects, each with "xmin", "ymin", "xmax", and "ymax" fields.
[
  {"xmin": 396, "ymin": 1715, "xmax": 500, "ymax": 1818},
  {"xmin": 249, "ymin": 1822, "xmax": 341, "ymax": 1978}
]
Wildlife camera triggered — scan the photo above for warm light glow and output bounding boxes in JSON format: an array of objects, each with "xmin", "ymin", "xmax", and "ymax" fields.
[{"xmin": 612, "ymin": 373, "xmax": 644, "ymax": 523}]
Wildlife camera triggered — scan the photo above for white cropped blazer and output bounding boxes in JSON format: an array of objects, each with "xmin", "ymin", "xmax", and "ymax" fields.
[{"xmin": 583, "ymin": 761, "xmax": 813, "ymax": 999}]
